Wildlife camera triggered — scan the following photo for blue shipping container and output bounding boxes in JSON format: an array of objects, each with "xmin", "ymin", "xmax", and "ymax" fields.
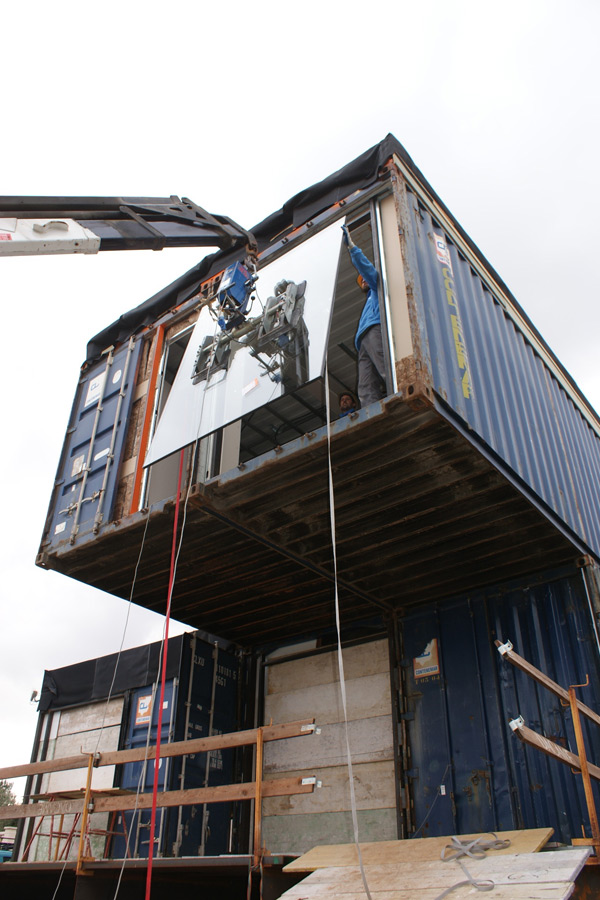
[
  {"xmin": 398, "ymin": 181, "xmax": 600, "ymax": 561},
  {"xmin": 43, "ymin": 337, "xmax": 141, "ymax": 550},
  {"xmin": 401, "ymin": 563, "xmax": 600, "ymax": 843}
]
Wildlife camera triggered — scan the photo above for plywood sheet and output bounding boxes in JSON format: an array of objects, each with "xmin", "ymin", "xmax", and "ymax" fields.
[
  {"xmin": 263, "ymin": 809, "xmax": 398, "ymax": 857},
  {"xmin": 265, "ymin": 672, "xmax": 392, "ymax": 726},
  {"xmin": 264, "ymin": 716, "xmax": 394, "ymax": 773},
  {"xmin": 58, "ymin": 697, "xmax": 123, "ymax": 733},
  {"xmin": 279, "ymin": 848, "xmax": 589, "ymax": 900},
  {"xmin": 263, "ymin": 761, "xmax": 396, "ymax": 816},
  {"xmin": 278, "ymin": 886, "xmax": 575, "ymax": 900},
  {"xmin": 267, "ymin": 641, "xmax": 389, "ymax": 695},
  {"xmin": 283, "ymin": 828, "xmax": 554, "ymax": 872}
]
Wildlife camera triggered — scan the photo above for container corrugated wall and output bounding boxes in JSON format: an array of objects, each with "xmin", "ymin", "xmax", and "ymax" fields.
[
  {"xmin": 401, "ymin": 564, "xmax": 600, "ymax": 843},
  {"xmin": 44, "ymin": 338, "xmax": 141, "ymax": 550},
  {"xmin": 404, "ymin": 190, "xmax": 600, "ymax": 558}
]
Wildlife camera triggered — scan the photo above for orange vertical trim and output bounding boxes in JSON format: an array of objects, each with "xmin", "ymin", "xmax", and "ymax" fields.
[{"xmin": 130, "ymin": 325, "xmax": 166, "ymax": 514}]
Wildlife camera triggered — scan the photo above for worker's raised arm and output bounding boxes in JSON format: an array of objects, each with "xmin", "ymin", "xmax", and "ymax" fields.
[
  {"xmin": 342, "ymin": 225, "xmax": 378, "ymax": 291},
  {"xmin": 349, "ymin": 245, "xmax": 378, "ymax": 291}
]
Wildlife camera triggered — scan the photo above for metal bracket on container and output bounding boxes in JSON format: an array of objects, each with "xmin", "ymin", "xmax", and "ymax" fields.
[
  {"xmin": 509, "ymin": 716, "xmax": 525, "ymax": 732},
  {"xmin": 497, "ymin": 640, "xmax": 513, "ymax": 656},
  {"xmin": 301, "ymin": 723, "xmax": 321, "ymax": 734},
  {"xmin": 301, "ymin": 777, "xmax": 322, "ymax": 789}
]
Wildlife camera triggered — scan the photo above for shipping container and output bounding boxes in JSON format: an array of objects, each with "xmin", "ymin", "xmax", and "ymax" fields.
[
  {"xmin": 18, "ymin": 631, "xmax": 244, "ymax": 862},
  {"xmin": 36, "ymin": 134, "xmax": 600, "ymax": 649}
]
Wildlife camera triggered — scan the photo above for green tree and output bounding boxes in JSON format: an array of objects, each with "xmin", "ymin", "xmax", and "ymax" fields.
[{"xmin": 0, "ymin": 780, "xmax": 17, "ymax": 827}]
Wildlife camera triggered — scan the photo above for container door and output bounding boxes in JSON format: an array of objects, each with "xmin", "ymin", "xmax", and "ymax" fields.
[
  {"xmin": 167, "ymin": 638, "xmax": 240, "ymax": 857},
  {"xmin": 44, "ymin": 337, "xmax": 141, "ymax": 549},
  {"xmin": 401, "ymin": 568, "xmax": 600, "ymax": 843},
  {"xmin": 402, "ymin": 603, "xmax": 505, "ymax": 837},
  {"xmin": 112, "ymin": 680, "xmax": 176, "ymax": 858}
]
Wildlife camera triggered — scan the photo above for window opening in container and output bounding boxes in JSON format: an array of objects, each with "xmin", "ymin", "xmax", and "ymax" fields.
[
  {"xmin": 143, "ymin": 211, "xmax": 391, "ymax": 473},
  {"xmin": 236, "ymin": 208, "xmax": 390, "ymax": 464}
]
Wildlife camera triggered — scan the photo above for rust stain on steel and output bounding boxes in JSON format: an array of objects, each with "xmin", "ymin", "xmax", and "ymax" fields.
[{"xmin": 462, "ymin": 769, "xmax": 492, "ymax": 809}]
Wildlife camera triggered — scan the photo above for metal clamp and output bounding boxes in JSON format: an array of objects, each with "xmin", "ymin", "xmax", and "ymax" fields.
[
  {"xmin": 509, "ymin": 716, "xmax": 525, "ymax": 732},
  {"xmin": 301, "ymin": 723, "xmax": 321, "ymax": 734},
  {"xmin": 497, "ymin": 640, "xmax": 513, "ymax": 656},
  {"xmin": 301, "ymin": 777, "xmax": 322, "ymax": 788}
]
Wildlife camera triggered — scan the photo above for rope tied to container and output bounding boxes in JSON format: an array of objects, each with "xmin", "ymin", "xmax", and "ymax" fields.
[{"xmin": 433, "ymin": 833, "xmax": 511, "ymax": 900}]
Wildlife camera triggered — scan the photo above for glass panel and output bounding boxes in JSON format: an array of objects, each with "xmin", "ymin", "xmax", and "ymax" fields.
[{"xmin": 144, "ymin": 222, "xmax": 343, "ymax": 467}]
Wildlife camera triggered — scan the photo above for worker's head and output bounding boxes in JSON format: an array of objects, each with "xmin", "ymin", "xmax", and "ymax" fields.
[
  {"xmin": 339, "ymin": 392, "xmax": 357, "ymax": 414},
  {"xmin": 357, "ymin": 274, "xmax": 369, "ymax": 292}
]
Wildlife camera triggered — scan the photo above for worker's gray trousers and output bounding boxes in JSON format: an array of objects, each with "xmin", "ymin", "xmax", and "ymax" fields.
[{"xmin": 357, "ymin": 324, "xmax": 387, "ymax": 408}]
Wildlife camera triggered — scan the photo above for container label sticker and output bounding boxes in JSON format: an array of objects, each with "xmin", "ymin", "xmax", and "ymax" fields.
[
  {"xmin": 0, "ymin": 233, "xmax": 12, "ymax": 241},
  {"xmin": 71, "ymin": 454, "xmax": 85, "ymax": 477},
  {"xmin": 434, "ymin": 234, "xmax": 453, "ymax": 275},
  {"xmin": 94, "ymin": 447, "xmax": 110, "ymax": 462},
  {"xmin": 54, "ymin": 521, "xmax": 66, "ymax": 535},
  {"xmin": 135, "ymin": 694, "xmax": 152, "ymax": 725},
  {"xmin": 135, "ymin": 694, "xmax": 168, "ymax": 725},
  {"xmin": 84, "ymin": 371, "xmax": 106, "ymax": 408},
  {"xmin": 433, "ymin": 232, "xmax": 473, "ymax": 400},
  {"xmin": 112, "ymin": 369, "xmax": 122, "ymax": 385},
  {"xmin": 414, "ymin": 638, "xmax": 440, "ymax": 679}
]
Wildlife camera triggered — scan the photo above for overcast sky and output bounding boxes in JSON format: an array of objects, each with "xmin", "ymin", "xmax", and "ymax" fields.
[{"xmin": 2, "ymin": 0, "xmax": 599, "ymax": 800}]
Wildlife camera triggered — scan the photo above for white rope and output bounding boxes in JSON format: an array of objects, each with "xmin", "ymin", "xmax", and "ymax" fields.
[
  {"xmin": 432, "ymin": 834, "xmax": 511, "ymax": 900},
  {"xmin": 325, "ymin": 358, "xmax": 373, "ymax": 900},
  {"xmin": 93, "ymin": 512, "xmax": 152, "ymax": 757}
]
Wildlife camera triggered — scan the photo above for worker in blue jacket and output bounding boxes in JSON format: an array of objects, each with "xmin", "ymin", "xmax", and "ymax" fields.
[{"xmin": 342, "ymin": 225, "xmax": 387, "ymax": 408}]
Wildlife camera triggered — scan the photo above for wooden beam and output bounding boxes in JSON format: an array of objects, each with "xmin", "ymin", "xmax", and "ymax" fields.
[
  {"xmin": 0, "ymin": 776, "xmax": 315, "ymax": 821},
  {"xmin": 495, "ymin": 640, "xmax": 600, "ymax": 727},
  {"xmin": 0, "ymin": 719, "xmax": 315, "ymax": 780},
  {"xmin": 510, "ymin": 718, "xmax": 600, "ymax": 781}
]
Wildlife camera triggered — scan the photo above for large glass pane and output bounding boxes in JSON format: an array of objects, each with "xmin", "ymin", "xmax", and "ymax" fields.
[{"xmin": 145, "ymin": 222, "xmax": 343, "ymax": 467}]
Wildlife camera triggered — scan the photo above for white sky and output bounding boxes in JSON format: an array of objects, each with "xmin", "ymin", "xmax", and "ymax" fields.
[{"xmin": 2, "ymin": 0, "xmax": 599, "ymax": 801}]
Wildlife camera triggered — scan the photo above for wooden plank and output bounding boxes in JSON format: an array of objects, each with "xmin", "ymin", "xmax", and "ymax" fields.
[
  {"xmin": 0, "ymin": 775, "xmax": 315, "ymax": 820},
  {"xmin": 295, "ymin": 850, "xmax": 590, "ymax": 886},
  {"xmin": 0, "ymin": 718, "xmax": 315, "ymax": 780},
  {"xmin": 283, "ymin": 828, "xmax": 554, "ymax": 872},
  {"xmin": 512, "ymin": 720, "xmax": 600, "ymax": 781},
  {"xmin": 496, "ymin": 640, "xmax": 600, "ymax": 728},
  {"xmin": 278, "ymin": 886, "xmax": 575, "ymax": 900},
  {"xmin": 263, "ymin": 761, "xmax": 396, "ymax": 816},
  {"xmin": 279, "ymin": 850, "xmax": 589, "ymax": 900}
]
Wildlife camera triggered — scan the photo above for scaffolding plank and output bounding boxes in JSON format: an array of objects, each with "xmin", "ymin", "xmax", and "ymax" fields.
[
  {"xmin": 0, "ymin": 718, "xmax": 314, "ymax": 780},
  {"xmin": 0, "ymin": 775, "xmax": 315, "ymax": 820},
  {"xmin": 284, "ymin": 829, "xmax": 553, "ymax": 872}
]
